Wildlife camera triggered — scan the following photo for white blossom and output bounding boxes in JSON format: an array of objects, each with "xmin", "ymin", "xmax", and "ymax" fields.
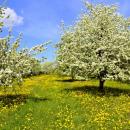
[
  {"xmin": 57, "ymin": 2, "xmax": 130, "ymax": 89},
  {"xmin": 0, "ymin": 8, "xmax": 48, "ymax": 91}
]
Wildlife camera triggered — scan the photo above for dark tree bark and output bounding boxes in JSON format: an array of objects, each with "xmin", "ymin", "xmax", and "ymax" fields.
[
  {"xmin": 71, "ymin": 68, "xmax": 75, "ymax": 81},
  {"xmin": 99, "ymin": 79, "xmax": 105, "ymax": 91}
]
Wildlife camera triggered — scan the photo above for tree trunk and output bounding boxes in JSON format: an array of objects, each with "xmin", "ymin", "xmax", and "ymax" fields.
[
  {"xmin": 99, "ymin": 79, "xmax": 105, "ymax": 91},
  {"xmin": 72, "ymin": 75, "xmax": 74, "ymax": 80},
  {"xmin": 71, "ymin": 68, "xmax": 74, "ymax": 81}
]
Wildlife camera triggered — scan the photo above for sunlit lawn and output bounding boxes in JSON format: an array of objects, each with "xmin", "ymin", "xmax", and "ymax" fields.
[{"xmin": 0, "ymin": 75, "xmax": 130, "ymax": 130}]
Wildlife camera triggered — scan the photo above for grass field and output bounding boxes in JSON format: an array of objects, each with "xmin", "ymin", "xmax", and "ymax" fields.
[{"xmin": 0, "ymin": 75, "xmax": 130, "ymax": 130}]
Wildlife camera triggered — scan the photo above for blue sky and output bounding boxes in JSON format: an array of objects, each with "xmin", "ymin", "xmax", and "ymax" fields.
[{"xmin": 0, "ymin": 0, "xmax": 130, "ymax": 61}]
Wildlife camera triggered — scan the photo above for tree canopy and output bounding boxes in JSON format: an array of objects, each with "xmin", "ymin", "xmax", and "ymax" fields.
[
  {"xmin": 0, "ymin": 7, "xmax": 48, "ymax": 92},
  {"xmin": 57, "ymin": 2, "xmax": 130, "ymax": 90}
]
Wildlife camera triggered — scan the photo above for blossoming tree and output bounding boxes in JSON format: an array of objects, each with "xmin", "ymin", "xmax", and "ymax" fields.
[
  {"xmin": 57, "ymin": 3, "xmax": 130, "ymax": 90},
  {"xmin": 0, "ymin": 7, "xmax": 48, "ymax": 92}
]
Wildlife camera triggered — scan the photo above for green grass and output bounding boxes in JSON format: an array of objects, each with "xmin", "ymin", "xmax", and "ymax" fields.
[{"xmin": 0, "ymin": 75, "xmax": 130, "ymax": 130}]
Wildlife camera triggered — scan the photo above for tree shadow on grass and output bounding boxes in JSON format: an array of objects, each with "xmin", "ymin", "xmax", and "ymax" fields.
[
  {"xmin": 0, "ymin": 94, "xmax": 49, "ymax": 107},
  {"xmin": 64, "ymin": 86, "xmax": 130, "ymax": 97},
  {"xmin": 56, "ymin": 79, "xmax": 86, "ymax": 82}
]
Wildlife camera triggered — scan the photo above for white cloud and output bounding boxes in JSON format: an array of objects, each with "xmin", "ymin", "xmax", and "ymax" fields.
[{"xmin": 1, "ymin": 7, "xmax": 24, "ymax": 27}]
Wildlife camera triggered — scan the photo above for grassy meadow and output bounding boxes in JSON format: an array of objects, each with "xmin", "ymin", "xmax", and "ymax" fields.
[{"xmin": 0, "ymin": 75, "xmax": 130, "ymax": 130}]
